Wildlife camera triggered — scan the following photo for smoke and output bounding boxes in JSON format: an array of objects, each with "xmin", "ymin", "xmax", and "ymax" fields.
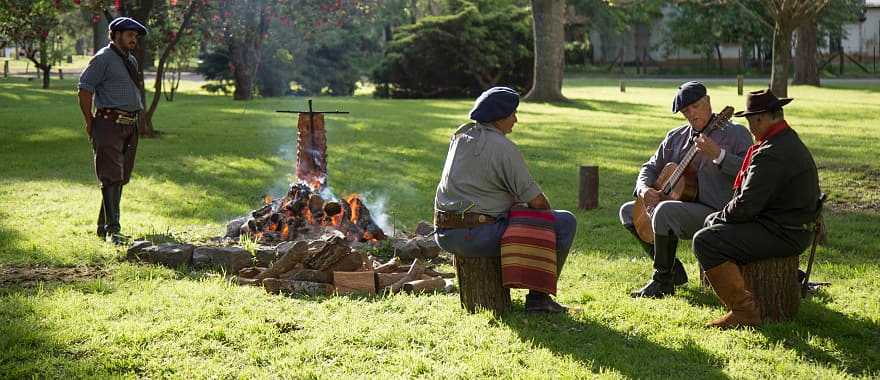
[{"xmin": 360, "ymin": 192, "xmax": 393, "ymax": 234}]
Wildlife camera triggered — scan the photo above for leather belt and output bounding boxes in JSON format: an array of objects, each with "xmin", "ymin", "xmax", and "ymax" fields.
[
  {"xmin": 434, "ymin": 210, "xmax": 497, "ymax": 229},
  {"xmin": 96, "ymin": 108, "xmax": 139, "ymax": 126}
]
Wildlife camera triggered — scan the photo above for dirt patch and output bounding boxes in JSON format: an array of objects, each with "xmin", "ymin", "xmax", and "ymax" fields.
[{"xmin": 0, "ymin": 266, "xmax": 109, "ymax": 287}]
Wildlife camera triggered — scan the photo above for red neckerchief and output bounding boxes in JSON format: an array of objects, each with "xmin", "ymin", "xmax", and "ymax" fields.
[{"xmin": 732, "ymin": 120, "xmax": 790, "ymax": 190}]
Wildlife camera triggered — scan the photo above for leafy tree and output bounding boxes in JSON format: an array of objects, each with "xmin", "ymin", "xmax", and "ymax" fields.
[
  {"xmin": 0, "ymin": 0, "xmax": 74, "ymax": 89},
  {"xmin": 372, "ymin": 0, "xmax": 533, "ymax": 98}
]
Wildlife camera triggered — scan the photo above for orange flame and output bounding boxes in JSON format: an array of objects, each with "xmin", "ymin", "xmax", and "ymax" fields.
[
  {"xmin": 347, "ymin": 194, "xmax": 361, "ymax": 224},
  {"xmin": 263, "ymin": 194, "xmax": 273, "ymax": 205},
  {"xmin": 304, "ymin": 208, "xmax": 313, "ymax": 224},
  {"xmin": 281, "ymin": 224, "xmax": 289, "ymax": 240},
  {"xmin": 331, "ymin": 212, "xmax": 343, "ymax": 226}
]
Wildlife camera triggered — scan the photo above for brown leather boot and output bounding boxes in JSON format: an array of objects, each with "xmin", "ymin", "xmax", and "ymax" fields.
[{"xmin": 704, "ymin": 261, "xmax": 761, "ymax": 329}]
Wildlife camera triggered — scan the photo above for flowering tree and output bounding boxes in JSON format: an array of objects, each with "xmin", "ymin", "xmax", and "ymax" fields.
[{"xmin": 0, "ymin": 0, "xmax": 74, "ymax": 89}]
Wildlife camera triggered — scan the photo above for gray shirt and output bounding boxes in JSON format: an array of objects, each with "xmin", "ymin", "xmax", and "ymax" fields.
[
  {"xmin": 435, "ymin": 122, "xmax": 543, "ymax": 217},
  {"xmin": 635, "ymin": 118, "xmax": 753, "ymax": 210},
  {"xmin": 78, "ymin": 44, "xmax": 143, "ymax": 112}
]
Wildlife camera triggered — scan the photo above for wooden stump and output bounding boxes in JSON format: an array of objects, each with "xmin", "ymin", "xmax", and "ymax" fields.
[
  {"xmin": 740, "ymin": 255, "xmax": 801, "ymax": 322},
  {"xmin": 578, "ymin": 166, "xmax": 599, "ymax": 210},
  {"xmin": 454, "ymin": 255, "xmax": 510, "ymax": 315}
]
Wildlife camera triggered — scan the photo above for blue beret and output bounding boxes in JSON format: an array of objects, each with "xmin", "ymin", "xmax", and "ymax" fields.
[
  {"xmin": 469, "ymin": 87, "xmax": 519, "ymax": 123},
  {"xmin": 109, "ymin": 17, "xmax": 148, "ymax": 36},
  {"xmin": 672, "ymin": 81, "xmax": 706, "ymax": 113}
]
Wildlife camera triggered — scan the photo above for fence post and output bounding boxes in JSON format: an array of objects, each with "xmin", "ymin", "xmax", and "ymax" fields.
[
  {"xmin": 3, "ymin": 61, "xmax": 8, "ymax": 78},
  {"xmin": 619, "ymin": 80, "xmax": 626, "ymax": 93},
  {"xmin": 737, "ymin": 75, "xmax": 744, "ymax": 96}
]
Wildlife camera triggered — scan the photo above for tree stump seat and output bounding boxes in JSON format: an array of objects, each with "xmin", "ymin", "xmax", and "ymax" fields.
[
  {"xmin": 454, "ymin": 255, "xmax": 510, "ymax": 315},
  {"xmin": 701, "ymin": 255, "xmax": 801, "ymax": 322}
]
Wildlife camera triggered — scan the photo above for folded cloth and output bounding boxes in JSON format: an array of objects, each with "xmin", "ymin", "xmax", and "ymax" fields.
[{"xmin": 500, "ymin": 207, "xmax": 557, "ymax": 295}]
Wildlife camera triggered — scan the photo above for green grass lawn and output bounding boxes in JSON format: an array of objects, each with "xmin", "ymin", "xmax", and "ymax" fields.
[{"xmin": 1, "ymin": 75, "xmax": 878, "ymax": 378}]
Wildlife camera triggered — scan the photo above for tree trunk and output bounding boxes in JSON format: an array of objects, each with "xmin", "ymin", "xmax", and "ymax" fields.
[
  {"xmin": 524, "ymin": 0, "xmax": 566, "ymax": 102},
  {"xmin": 770, "ymin": 23, "xmax": 794, "ymax": 98},
  {"xmin": 143, "ymin": 0, "xmax": 200, "ymax": 138},
  {"xmin": 92, "ymin": 16, "xmax": 109, "ymax": 54},
  {"xmin": 715, "ymin": 43, "xmax": 724, "ymax": 74},
  {"xmin": 39, "ymin": 37, "xmax": 50, "ymax": 89},
  {"xmin": 227, "ymin": 6, "xmax": 269, "ymax": 101},
  {"xmin": 740, "ymin": 255, "xmax": 801, "ymax": 323},
  {"xmin": 794, "ymin": 17, "xmax": 820, "ymax": 86},
  {"xmin": 454, "ymin": 255, "xmax": 511, "ymax": 315}
]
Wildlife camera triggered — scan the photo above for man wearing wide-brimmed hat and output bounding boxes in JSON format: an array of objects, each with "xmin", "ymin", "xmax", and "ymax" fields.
[
  {"xmin": 433, "ymin": 87, "xmax": 577, "ymax": 313},
  {"xmin": 693, "ymin": 89, "xmax": 821, "ymax": 329},
  {"xmin": 77, "ymin": 17, "xmax": 148, "ymax": 244}
]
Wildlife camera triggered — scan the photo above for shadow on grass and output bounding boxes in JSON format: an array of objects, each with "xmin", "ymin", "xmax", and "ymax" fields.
[
  {"xmin": 500, "ymin": 311, "xmax": 729, "ymax": 379},
  {"xmin": 678, "ymin": 285, "xmax": 880, "ymax": 377}
]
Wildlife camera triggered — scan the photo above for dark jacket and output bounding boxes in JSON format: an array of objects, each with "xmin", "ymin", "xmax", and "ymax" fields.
[{"xmin": 718, "ymin": 126, "xmax": 820, "ymax": 231}]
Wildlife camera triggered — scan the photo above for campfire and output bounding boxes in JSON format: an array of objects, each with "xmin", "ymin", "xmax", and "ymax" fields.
[
  {"xmin": 237, "ymin": 184, "xmax": 387, "ymax": 244},
  {"xmin": 127, "ymin": 100, "xmax": 449, "ymax": 297}
]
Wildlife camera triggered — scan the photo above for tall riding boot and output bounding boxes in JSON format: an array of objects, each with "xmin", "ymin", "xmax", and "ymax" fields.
[
  {"xmin": 630, "ymin": 234, "xmax": 678, "ymax": 298},
  {"xmin": 97, "ymin": 188, "xmax": 109, "ymax": 238},
  {"xmin": 624, "ymin": 224, "xmax": 688, "ymax": 286},
  {"xmin": 103, "ymin": 184, "xmax": 123, "ymax": 244},
  {"xmin": 704, "ymin": 261, "xmax": 761, "ymax": 328}
]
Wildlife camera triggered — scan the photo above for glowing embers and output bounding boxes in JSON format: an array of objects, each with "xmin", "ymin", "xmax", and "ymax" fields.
[{"xmin": 240, "ymin": 183, "xmax": 385, "ymax": 244}]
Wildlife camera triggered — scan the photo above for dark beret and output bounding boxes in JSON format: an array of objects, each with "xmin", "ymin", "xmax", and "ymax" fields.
[
  {"xmin": 109, "ymin": 17, "xmax": 148, "ymax": 36},
  {"xmin": 469, "ymin": 87, "xmax": 519, "ymax": 123},
  {"xmin": 672, "ymin": 81, "xmax": 707, "ymax": 113}
]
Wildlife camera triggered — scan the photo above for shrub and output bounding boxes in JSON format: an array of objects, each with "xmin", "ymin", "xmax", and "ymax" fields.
[{"xmin": 372, "ymin": 0, "xmax": 533, "ymax": 98}]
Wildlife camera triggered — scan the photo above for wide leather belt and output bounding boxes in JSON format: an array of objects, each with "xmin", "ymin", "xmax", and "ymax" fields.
[
  {"xmin": 434, "ymin": 211, "xmax": 497, "ymax": 229},
  {"xmin": 96, "ymin": 108, "xmax": 139, "ymax": 126}
]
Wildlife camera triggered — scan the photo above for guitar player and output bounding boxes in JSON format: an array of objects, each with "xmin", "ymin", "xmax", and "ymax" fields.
[{"xmin": 619, "ymin": 81, "xmax": 753, "ymax": 298}]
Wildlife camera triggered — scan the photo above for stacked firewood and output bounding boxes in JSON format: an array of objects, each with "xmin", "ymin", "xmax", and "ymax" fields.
[{"xmin": 236, "ymin": 232, "xmax": 452, "ymax": 296}]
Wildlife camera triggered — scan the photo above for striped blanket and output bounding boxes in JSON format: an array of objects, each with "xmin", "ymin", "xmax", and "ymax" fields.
[{"xmin": 500, "ymin": 207, "xmax": 557, "ymax": 295}]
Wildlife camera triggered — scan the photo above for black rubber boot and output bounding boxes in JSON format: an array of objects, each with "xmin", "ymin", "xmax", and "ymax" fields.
[
  {"xmin": 104, "ymin": 184, "xmax": 126, "ymax": 245},
  {"xmin": 625, "ymin": 224, "xmax": 688, "ymax": 286},
  {"xmin": 630, "ymin": 234, "xmax": 678, "ymax": 298}
]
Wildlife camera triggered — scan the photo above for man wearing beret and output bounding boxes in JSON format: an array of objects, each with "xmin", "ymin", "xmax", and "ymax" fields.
[
  {"xmin": 433, "ymin": 87, "xmax": 578, "ymax": 313},
  {"xmin": 693, "ymin": 90, "xmax": 820, "ymax": 328},
  {"xmin": 77, "ymin": 17, "xmax": 148, "ymax": 244},
  {"xmin": 619, "ymin": 81, "xmax": 753, "ymax": 298}
]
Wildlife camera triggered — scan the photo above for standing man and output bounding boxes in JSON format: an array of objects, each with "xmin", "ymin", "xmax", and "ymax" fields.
[
  {"xmin": 433, "ymin": 87, "xmax": 578, "ymax": 313},
  {"xmin": 77, "ymin": 17, "xmax": 147, "ymax": 244},
  {"xmin": 693, "ymin": 90, "xmax": 820, "ymax": 329},
  {"xmin": 619, "ymin": 81, "xmax": 753, "ymax": 298}
]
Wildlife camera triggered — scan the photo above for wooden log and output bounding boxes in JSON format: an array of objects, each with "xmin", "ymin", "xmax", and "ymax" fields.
[
  {"xmin": 578, "ymin": 165, "xmax": 599, "ymax": 210},
  {"xmin": 262, "ymin": 278, "xmax": 334, "ymax": 296},
  {"xmin": 377, "ymin": 272, "xmax": 408, "ymax": 288},
  {"xmin": 386, "ymin": 259, "xmax": 426, "ymax": 293},
  {"xmin": 402, "ymin": 277, "xmax": 446, "ymax": 293},
  {"xmin": 740, "ymin": 255, "xmax": 801, "ymax": 323},
  {"xmin": 373, "ymin": 256, "xmax": 400, "ymax": 273},
  {"xmin": 280, "ymin": 269, "xmax": 332, "ymax": 283},
  {"xmin": 424, "ymin": 268, "xmax": 455, "ymax": 279},
  {"xmin": 255, "ymin": 241, "xmax": 309, "ymax": 280},
  {"xmin": 333, "ymin": 271, "xmax": 377, "ymax": 295},
  {"xmin": 238, "ymin": 266, "xmax": 267, "ymax": 279},
  {"xmin": 236, "ymin": 276, "xmax": 262, "ymax": 286},
  {"xmin": 454, "ymin": 255, "xmax": 510, "ymax": 314}
]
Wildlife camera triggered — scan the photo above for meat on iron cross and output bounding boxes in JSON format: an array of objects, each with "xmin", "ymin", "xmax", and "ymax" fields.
[{"xmin": 276, "ymin": 100, "xmax": 349, "ymax": 191}]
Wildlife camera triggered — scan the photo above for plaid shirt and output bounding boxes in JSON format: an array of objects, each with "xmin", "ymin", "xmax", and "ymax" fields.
[{"xmin": 78, "ymin": 44, "xmax": 143, "ymax": 112}]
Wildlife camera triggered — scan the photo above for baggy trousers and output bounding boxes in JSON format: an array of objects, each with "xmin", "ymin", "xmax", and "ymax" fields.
[
  {"xmin": 692, "ymin": 212, "xmax": 813, "ymax": 271},
  {"xmin": 435, "ymin": 210, "xmax": 577, "ymax": 275},
  {"xmin": 91, "ymin": 116, "xmax": 138, "ymax": 188},
  {"xmin": 619, "ymin": 200, "xmax": 714, "ymax": 239}
]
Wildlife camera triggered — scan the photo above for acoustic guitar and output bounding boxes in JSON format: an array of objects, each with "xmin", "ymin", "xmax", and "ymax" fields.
[{"xmin": 632, "ymin": 106, "xmax": 734, "ymax": 243}]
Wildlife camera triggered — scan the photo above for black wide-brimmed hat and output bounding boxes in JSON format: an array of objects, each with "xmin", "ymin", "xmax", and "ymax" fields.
[{"xmin": 734, "ymin": 89, "xmax": 793, "ymax": 117}]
